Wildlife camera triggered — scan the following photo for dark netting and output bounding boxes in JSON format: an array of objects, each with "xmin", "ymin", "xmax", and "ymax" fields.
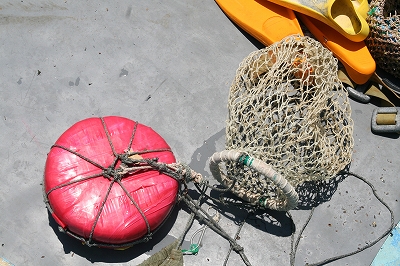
[{"xmin": 365, "ymin": 0, "xmax": 400, "ymax": 78}]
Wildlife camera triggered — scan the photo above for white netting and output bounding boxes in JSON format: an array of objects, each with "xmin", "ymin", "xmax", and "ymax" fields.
[{"xmin": 224, "ymin": 35, "xmax": 354, "ymax": 203}]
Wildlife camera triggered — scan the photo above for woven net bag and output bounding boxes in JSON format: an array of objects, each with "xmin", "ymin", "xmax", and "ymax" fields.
[
  {"xmin": 365, "ymin": 0, "xmax": 400, "ymax": 78},
  {"xmin": 222, "ymin": 35, "xmax": 354, "ymax": 209}
]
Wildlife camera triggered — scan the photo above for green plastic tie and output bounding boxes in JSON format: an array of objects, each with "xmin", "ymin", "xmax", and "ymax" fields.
[
  {"xmin": 367, "ymin": 7, "xmax": 377, "ymax": 16},
  {"xmin": 239, "ymin": 155, "xmax": 254, "ymax": 167},
  {"xmin": 182, "ymin": 243, "xmax": 200, "ymax": 255}
]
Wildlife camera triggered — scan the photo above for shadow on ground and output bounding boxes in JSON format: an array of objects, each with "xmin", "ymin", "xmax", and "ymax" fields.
[
  {"xmin": 47, "ymin": 205, "xmax": 180, "ymax": 263},
  {"xmin": 295, "ymin": 171, "xmax": 348, "ymax": 210},
  {"xmin": 185, "ymin": 129, "xmax": 354, "ymax": 239}
]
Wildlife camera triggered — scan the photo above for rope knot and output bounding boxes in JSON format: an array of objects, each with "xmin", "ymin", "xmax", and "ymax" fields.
[
  {"xmin": 119, "ymin": 153, "xmax": 132, "ymax": 165},
  {"xmin": 102, "ymin": 167, "xmax": 122, "ymax": 181},
  {"xmin": 231, "ymin": 243, "xmax": 244, "ymax": 252},
  {"xmin": 142, "ymin": 234, "xmax": 153, "ymax": 242}
]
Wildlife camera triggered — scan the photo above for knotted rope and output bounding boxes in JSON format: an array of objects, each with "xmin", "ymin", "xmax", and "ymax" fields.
[{"xmin": 43, "ymin": 117, "xmax": 395, "ymax": 266}]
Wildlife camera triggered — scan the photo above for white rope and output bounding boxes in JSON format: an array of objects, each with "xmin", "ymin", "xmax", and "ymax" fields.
[{"xmin": 210, "ymin": 150, "xmax": 298, "ymax": 211}]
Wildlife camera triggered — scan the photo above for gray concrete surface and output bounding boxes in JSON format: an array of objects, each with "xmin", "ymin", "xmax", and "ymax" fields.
[{"xmin": 0, "ymin": 1, "xmax": 399, "ymax": 265}]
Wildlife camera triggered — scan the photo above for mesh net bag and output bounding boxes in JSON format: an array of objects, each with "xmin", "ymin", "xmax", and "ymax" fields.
[
  {"xmin": 365, "ymin": 0, "xmax": 400, "ymax": 78},
  {"xmin": 222, "ymin": 35, "xmax": 354, "ymax": 208}
]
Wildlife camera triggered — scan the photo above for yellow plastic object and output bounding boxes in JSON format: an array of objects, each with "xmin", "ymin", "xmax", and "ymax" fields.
[
  {"xmin": 267, "ymin": 0, "xmax": 369, "ymax": 42},
  {"xmin": 215, "ymin": 0, "xmax": 303, "ymax": 46},
  {"xmin": 351, "ymin": 0, "xmax": 369, "ymax": 19},
  {"xmin": 297, "ymin": 13, "xmax": 375, "ymax": 84}
]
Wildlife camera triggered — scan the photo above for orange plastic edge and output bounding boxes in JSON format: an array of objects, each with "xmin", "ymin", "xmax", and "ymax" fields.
[
  {"xmin": 215, "ymin": 0, "xmax": 303, "ymax": 46},
  {"xmin": 297, "ymin": 12, "xmax": 375, "ymax": 84}
]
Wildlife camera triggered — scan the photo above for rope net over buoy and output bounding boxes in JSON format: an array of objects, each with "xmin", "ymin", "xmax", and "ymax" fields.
[
  {"xmin": 43, "ymin": 117, "xmax": 179, "ymax": 248},
  {"xmin": 218, "ymin": 35, "xmax": 354, "ymax": 210}
]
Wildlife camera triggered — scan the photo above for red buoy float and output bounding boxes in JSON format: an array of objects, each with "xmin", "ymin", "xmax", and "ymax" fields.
[{"xmin": 44, "ymin": 116, "xmax": 178, "ymax": 247}]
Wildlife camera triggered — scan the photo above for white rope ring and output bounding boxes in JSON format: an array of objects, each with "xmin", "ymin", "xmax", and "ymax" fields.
[{"xmin": 209, "ymin": 150, "xmax": 298, "ymax": 211}]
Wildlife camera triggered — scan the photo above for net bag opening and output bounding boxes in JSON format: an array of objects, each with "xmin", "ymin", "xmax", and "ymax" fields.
[
  {"xmin": 218, "ymin": 35, "xmax": 354, "ymax": 211},
  {"xmin": 43, "ymin": 116, "xmax": 179, "ymax": 248}
]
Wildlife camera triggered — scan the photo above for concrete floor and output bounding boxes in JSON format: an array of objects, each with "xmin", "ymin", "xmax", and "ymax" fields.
[{"xmin": 0, "ymin": 1, "xmax": 399, "ymax": 265}]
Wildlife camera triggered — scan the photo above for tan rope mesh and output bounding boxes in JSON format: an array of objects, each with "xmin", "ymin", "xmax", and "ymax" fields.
[
  {"xmin": 365, "ymin": 0, "xmax": 400, "ymax": 78},
  {"xmin": 225, "ymin": 35, "xmax": 354, "ymax": 202},
  {"xmin": 210, "ymin": 150, "xmax": 299, "ymax": 211}
]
